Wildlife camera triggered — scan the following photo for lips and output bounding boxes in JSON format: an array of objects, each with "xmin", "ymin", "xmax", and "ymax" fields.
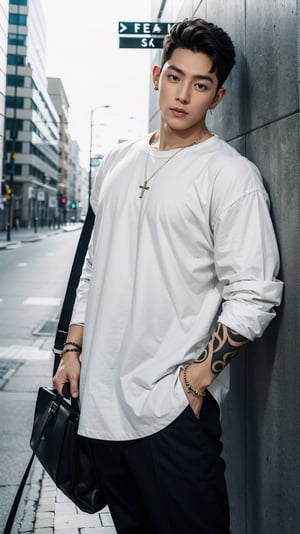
[{"xmin": 170, "ymin": 108, "xmax": 188, "ymax": 117}]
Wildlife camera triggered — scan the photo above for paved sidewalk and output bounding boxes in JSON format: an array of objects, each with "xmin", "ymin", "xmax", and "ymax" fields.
[
  {"xmin": 22, "ymin": 464, "xmax": 117, "ymax": 533},
  {"xmin": 3, "ymin": 355, "xmax": 117, "ymax": 533},
  {"xmin": 1, "ymin": 224, "xmax": 116, "ymax": 532},
  {"xmin": 0, "ymin": 223, "xmax": 81, "ymax": 249}
]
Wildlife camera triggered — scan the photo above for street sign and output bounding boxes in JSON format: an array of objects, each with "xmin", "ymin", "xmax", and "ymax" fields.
[
  {"xmin": 28, "ymin": 186, "xmax": 35, "ymax": 199},
  {"xmin": 119, "ymin": 37, "xmax": 164, "ymax": 49},
  {"xmin": 119, "ymin": 22, "xmax": 174, "ymax": 35},
  {"xmin": 49, "ymin": 196, "xmax": 57, "ymax": 208}
]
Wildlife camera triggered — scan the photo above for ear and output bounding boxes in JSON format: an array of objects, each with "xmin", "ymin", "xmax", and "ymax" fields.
[
  {"xmin": 152, "ymin": 64, "xmax": 161, "ymax": 86},
  {"xmin": 209, "ymin": 87, "xmax": 226, "ymax": 110}
]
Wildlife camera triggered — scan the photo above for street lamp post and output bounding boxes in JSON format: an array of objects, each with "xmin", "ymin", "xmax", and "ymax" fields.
[{"xmin": 88, "ymin": 104, "xmax": 110, "ymax": 200}]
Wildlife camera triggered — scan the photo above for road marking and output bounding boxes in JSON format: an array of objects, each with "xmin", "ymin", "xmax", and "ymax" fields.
[
  {"xmin": 23, "ymin": 297, "xmax": 61, "ymax": 306},
  {"xmin": 0, "ymin": 345, "xmax": 51, "ymax": 360},
  {"xmin": 16, "ymin": 262, "xmax": 28, "ymax": 267}
]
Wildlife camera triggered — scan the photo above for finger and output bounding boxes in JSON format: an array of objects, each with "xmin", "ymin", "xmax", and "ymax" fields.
[
  {"xmin": 52, "ymin": 370, "xmax": 67, "ymax": 396},
  {"xmin": 69, "ymin": 375, "xmax": 79, "ymax": 398}
]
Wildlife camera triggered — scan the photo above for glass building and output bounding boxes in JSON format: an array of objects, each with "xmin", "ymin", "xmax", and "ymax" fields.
[
  {"xmin": 0, "ymin": 0, "xmax": 8, "ymax": 220},
  {"xmin": 4, "ymin": 0, "xmax": 59, "ymax": 228}
]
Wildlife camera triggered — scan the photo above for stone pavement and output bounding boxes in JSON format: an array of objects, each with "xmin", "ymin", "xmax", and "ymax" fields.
[
  {"xmin": 1, "ymin": 341, "xmax": 117, "ymax": 533},
  {"xmin": 21, "ymin": 462, "xmax": 117, "ymax": 533},
  {"xmin": 1, "ymin": 223, "xmax": 117, "ymax": 532}
]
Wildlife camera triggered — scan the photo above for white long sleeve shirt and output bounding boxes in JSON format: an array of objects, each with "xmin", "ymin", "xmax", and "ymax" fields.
[{"xmin": 71, "ymin": 134, "xmax": 283, "ymax": 440}]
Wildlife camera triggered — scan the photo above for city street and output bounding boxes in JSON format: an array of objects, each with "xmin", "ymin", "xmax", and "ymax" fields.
[{"xmin": 0, "ymin": 229, "xmax": 80, "ymax": 531}]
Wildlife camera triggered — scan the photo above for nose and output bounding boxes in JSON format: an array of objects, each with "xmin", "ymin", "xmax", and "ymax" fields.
[{"xmin": 175, "ymin": 82, "xmax": 191, "ymax": 104}]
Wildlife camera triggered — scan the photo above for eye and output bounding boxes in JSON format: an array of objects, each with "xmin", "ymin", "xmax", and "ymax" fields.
[
  {"xmin": 167, "ymin": 74, "xmax": 180, "ymax": 82},
  {"xmin": 195, "ymin": 83, "xmax": 207, "ymax": 91}
]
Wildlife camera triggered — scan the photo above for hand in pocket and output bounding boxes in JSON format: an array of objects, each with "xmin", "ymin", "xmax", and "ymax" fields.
[{"xmin": 179, "ymin": 368, "xmax": 204, "ymax": 420}]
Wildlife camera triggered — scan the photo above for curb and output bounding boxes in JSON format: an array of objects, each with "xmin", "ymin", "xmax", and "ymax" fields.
[
  {"xmin": 0, "ymin": 241, "xmax": 20, "ymax": 250},
  {"xmin": 0, "ymin": 225, "xmax": 81, "ymax": 249}
]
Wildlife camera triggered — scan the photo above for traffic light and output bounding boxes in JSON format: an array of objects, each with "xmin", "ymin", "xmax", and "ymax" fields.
[
  {"xmin": 71, "ymin": 201, "xmax": 77, "ymax": 209},
  {"xmin": 4, "ymin": 185, "xmax": 12, "ymax": 201},
  {"xmin": 1, "ymin": 181, "xmax": 12, "ymax": 201}
]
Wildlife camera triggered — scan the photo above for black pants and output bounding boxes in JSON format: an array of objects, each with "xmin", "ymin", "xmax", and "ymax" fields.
[{"xmin": 89, "ymin": 392, "xmax": 230, "ymax": 534}]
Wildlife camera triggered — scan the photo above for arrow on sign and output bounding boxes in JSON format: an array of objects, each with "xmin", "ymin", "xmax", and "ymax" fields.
[
  {"xmin": 118, "ymin": 22, "xmax": 175, "ymax": 35},
  {"xmin": 119, "ymin": 22, "xmax": 128, "ymax": 33}
]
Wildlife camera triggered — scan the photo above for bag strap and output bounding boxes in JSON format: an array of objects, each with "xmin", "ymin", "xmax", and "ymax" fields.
[
  {"xmin": 4, "ymin": 202, "xmax": 95, "ymax": 533},
  {"xmin": 53, "ymin": 205, "xmax": 95, "ymax": 374},
  {"xmin": 3, "ymin": 392, "xmax": 64, "ymax": 534},
  {"xmin": 3, "ymin": 452, "xmax": 36, "ymax": 534}
]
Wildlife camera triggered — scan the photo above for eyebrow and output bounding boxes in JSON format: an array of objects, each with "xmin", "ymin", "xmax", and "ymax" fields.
[{"xmin": 167, "ymin": 64, "xmax": 214, "ymax": 83}]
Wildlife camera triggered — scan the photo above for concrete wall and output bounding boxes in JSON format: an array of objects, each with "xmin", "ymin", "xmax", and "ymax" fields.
[{"xmin": 150, "ymin": 1, "xmax": 299, "ymax": 532}]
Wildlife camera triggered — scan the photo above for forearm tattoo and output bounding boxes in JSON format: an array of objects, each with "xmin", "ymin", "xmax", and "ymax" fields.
[{"xmin": 196, "ymin": 323, "xmax": 249, "ymax": 375}]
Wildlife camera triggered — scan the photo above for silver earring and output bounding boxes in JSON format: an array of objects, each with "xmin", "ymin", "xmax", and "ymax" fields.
[{"xmin": 154, "ymin": 85, "xmax": 158, "ymax": 91}]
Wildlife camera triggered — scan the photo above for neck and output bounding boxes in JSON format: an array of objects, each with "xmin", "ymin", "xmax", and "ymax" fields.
[{"xmin": 150, "ymin": 125, "xmax": 212, "ymax": 151}]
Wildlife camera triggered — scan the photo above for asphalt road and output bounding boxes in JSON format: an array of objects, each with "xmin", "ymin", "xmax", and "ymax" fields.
[{"xmin": 0, "ymin": 229, "xmax": 81, "ymax": 532}]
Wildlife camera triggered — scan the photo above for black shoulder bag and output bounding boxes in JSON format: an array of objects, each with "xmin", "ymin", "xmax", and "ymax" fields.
[{"xmin": 4, "ymin": 206, "xmax": 106, "ymax": 534}]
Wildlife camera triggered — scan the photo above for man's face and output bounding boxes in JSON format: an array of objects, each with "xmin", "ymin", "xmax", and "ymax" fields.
[{"xmin": 153, "ymin": 48, "xmax": 226, "ymax": 133}]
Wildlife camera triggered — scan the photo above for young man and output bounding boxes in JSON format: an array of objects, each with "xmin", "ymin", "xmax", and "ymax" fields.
[{"xmin": 54, "ymin": 19, "xmax": 283, "ymax": 533}]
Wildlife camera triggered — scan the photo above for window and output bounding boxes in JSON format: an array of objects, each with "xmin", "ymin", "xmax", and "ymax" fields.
[
  {"xmin": 7, "ymin": 54, "xmax": 26, "ymax": 66},
  {"xmin": 30, "ymin": 98, "xmax": 38, "ymax": 111},
  {"xmin": 5, "ymin": 118, "xmax": 23, "ymax": 131},
  {"xmin": 5, "ymin": 162, "xmax": 22, "ymax": 175},
  {"xmin": 6, "ymin": 74, "xmax": 25, "ymax": 86},
  {"xmin": 8, "ymin": 33, "xmax": 27, "ymax": 46},
  {"xmin": 29, "ymin": 143, "xmax": 57, "ymax": 171},
  {"xmin": 6, "ymin": 95, "xmax": 24, "ymax": 108},
  {"xmin": 9, "ymin": 0, "xmax": 28, "ymax": 5},
  {"xmin": 9, "ymin": 13, "xmax": 27, "ymax": 25},
  {"xmin": 6, "ymin": 140, "xmax": 23, "ymax": 153},
  {"xmin": 29, "ymin": 165, "xmax": 45, "ymax": 181}
]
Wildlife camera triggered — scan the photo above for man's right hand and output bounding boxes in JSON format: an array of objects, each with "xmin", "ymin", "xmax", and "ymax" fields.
[{"xmin": 53, "ymin": 352, "xmax": 81, "ymax": 399}]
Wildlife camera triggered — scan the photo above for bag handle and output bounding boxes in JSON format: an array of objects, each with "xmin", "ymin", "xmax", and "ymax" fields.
[{"xmin": 53, "ymin": 205, "xmax": 95, "ymax": 374}]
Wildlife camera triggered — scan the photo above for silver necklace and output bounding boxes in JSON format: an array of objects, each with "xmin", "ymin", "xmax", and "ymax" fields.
[{"xmin": 139, "ymin": 131, "xmax": 210, "ymax": 199}]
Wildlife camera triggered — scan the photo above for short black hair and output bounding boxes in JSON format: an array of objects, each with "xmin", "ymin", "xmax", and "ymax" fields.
[{"xmin": 161, "ymin": 18, "xmax": 236, "ymax": 89}]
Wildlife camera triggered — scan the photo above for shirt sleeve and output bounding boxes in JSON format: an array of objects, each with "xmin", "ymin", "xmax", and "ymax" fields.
[{"xmin": 212, "ymin": 165, "xmax": 283, "ymax": 341}]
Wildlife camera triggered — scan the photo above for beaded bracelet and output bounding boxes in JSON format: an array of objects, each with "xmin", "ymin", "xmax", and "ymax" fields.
[
  {"xmin": 61, "ymin": 347, "xmax": 81, "ymax": 357},
  {"xmin": 183, "ymin": 364, "xmax": 206, "ymax": 398},
  {"xmin": 63, "ymin": 341, "xmax": 82, "ymax": 351}
]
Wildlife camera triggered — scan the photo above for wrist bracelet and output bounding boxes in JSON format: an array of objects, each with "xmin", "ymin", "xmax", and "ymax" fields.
[
  {"xmin": 63, "ymin": 341, "xmax": 82, "ymax": 351},
  {"xmin": 183, "ymin": 364, "xmax": 206, "ymax": 398},
  {"xmin": 61, "ymin": 348, "xmax": 81, "ymax": 357}
]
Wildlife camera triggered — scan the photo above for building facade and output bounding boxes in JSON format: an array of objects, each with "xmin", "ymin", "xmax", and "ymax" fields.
[
  {"xmin": 4, "ymin": 0, "xmax": 59, "ymax": 229},
  {"xmin": 47, "ymin": 76, "xmax": 70, "ymax": 224},
  {"xmin": 149, "ymin": 1, "xmax": 299, "ymax": 533},
  {"xmin": 68, "ymin": 138, "xmax": 79, "ymax": 221},
  {"xmin": 0, "ymin": 0, "xmax": 8, "ymax": 220},
  {"xmin": 77, "ymin": 165, "xmax": 88, "ymax": 218}
]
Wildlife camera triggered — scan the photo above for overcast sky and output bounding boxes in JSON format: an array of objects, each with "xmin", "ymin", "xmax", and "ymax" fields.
[{"xmin": 41, "ymin": 0, "xmax": 153, "ymax": 168}]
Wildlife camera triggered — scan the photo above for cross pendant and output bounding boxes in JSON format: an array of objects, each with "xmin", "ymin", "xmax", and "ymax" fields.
[{"xmin": 139, "ymin": 182, "xmax": 150, "ymax": 199}]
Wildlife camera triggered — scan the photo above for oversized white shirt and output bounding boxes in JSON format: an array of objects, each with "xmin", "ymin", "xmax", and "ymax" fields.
[{"xmin": 71, "ymin": 134, "xmax": 283, "ymax": 440}]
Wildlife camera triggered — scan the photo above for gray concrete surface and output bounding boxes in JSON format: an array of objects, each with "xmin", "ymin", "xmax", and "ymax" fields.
[{"xmin": 149, "ymin": 1, "xmax": 299, "ymax": 532}]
